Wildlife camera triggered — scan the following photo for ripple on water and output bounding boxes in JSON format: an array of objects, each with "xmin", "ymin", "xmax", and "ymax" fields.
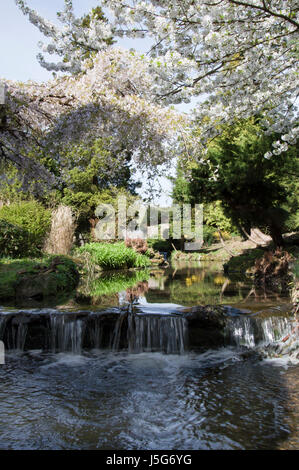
[{"xmin": 0, "ymin": 349, "xmax": 298, "ymax": 450}]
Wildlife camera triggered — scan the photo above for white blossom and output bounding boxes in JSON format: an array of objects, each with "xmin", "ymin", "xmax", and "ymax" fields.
[{"xmin": 14, "ymin": 0, "xmax": 299, "ymax": 159}]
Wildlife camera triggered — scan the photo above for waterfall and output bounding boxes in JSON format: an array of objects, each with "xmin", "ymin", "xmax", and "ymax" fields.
[
  {"xmin": 0, "ymin": 315, "xmax": 7, "ymax": 339},
  {"xmin": 0, "ymin": 308, "xmax": 297, "ymax": 358},
  {"xmin": 0, "ymin": 317, "xmax": 28, "ymax": 351},
  {"xmin": 228, "ymin": 316, "xmax": 256, "ymax": 348},
  {"xmin": 227, "ymin": 314, "xmax": 298, "ymax": 358},
  {"xmin": 110, "ymin": 313, "xmax": 187, "ymax": 353},
  {"xmin": 88, "ymin": 317, "xmax": 104, "ymax": 349},
  {"xmin": 127, "ymin": 315, "xmax": 187, "ymax": 354},
  {"xmin": 51, "ymin": 316, "xmax": 84, "ymax": 353}
]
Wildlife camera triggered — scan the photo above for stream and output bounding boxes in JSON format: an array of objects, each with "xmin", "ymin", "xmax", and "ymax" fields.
[{"xmin": 0, "ymin": 261, "xmax": 298, "ymax": 450}]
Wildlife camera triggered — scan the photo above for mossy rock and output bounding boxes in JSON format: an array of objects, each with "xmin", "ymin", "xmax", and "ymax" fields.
[{"xmin": 0, "ymin": 256, "xmax": 79, "ymax": 301}]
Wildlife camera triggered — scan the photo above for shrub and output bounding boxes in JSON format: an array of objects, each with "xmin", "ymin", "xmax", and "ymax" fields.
[
  {"xmin": 0, "ymin": 201, "xmax": 51, "ymax": 257},
  {"xmin": 44, "ymin": 205, "xmax": 77, "ymax": 255},
  {"xmin": 213, "ymin": 230, "xmax": 231, "ymax": 242},
  {"xmin": 0, "ymin": 220, "xmax": 29, "ymax": 258},
  {"xmin": 77, "ymin": 242, "xmax": 151, "ymax": 270},
  {"xmin": 147, "ymin": 238, "xmax": 176, "ymax": 253},
  {"xmin": 204, "ymin": 201, "xmax": 236, "ymax": 233}
]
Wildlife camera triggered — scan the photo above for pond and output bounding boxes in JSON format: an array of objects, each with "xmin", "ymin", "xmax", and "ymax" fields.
[{"xmin": 0, "ymin": 261, "xmax": 298, "ymax": 450}]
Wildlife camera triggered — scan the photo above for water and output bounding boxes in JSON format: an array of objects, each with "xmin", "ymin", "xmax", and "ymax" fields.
[
  {"xmin": 0, "ymin": 350, "xmax": 298, "ymax": 450},
  {"xmin": 0, "ymin": 263, "xmax": 298, "ymax": 450}
]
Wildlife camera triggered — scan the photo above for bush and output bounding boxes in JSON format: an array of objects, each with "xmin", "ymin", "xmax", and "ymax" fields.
[
  {"xmin": 0, "ymin": 220, "xmax": 30, "ymax": 258},
  {"xmin": 0, "ymin": 201, "xmax": 51, "ymax": 257},
  {"xmin": 147, "ymin": 238, "xmax": 175, "ymax": 253},
  {"xmin": 204, "ymin": 201, "xmax": 236, "ymax": 233},
  {"xmin": 77, "ymin": 242, "xmax": 151, "ymax": 270}
]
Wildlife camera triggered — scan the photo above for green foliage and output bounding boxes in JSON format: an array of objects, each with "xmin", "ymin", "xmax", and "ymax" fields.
[
  {"xmin": 171, "ymin": 172, "xmax": 191, "ymax": 204},
  {"xmin": 176, "ymin": 117, "xmax": 299, "ymax": 246},
  {"xmin": 0, "ymin": 220, "xmax": 29, "ymax": 258},
  {"xmin": 147, "ymin": 238, "xmax": 175, "ymax": 253},
  {"xmin": 0, "ymin": 201, "xmax": 51, "ymax": 257},
  {"xmin": 77, "ymin": 242, "xmax": 151, "ymax": 270},
  {"xmin": 51, "ymin": 138, "xmax": 141, "ymax": 234},
  {"xmin": 1, "ymin": 139, "xmax": 140, "ymax": 243},
  {"xmin": 204, "ymin": 201, "xmax": 236, "ymax": 233},
  {"xmin": 0, "ymin": 163, "xmax": 25, "ymax": 203}
]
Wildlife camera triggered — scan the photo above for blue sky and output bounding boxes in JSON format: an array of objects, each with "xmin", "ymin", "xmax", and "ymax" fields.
[
  {"xmin": 0, "ymin": 0, "xmax": 189, "ymax": 206},
  {"xmin": 0, "ymin": 0, "xmax": 108, "ymax": 82}
]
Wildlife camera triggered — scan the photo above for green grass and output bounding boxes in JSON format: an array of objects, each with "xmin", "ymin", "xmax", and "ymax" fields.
[{"xmin": 76, "ymin": 242, "xmax": 151, "ymax": 270}]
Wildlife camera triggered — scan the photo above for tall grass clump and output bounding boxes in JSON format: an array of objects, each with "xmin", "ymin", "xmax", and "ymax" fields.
[
  {"xmin": 45, "ymin": 205, "xmax": 76, "ymax": 255},
  {"xmin": 77, "ymin": 242, "xmax": 151, "ymax": 270}
]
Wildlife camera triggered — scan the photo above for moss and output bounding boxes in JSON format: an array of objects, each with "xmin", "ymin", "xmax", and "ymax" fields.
[{"xmin": 0, "ymin": 256, "xmax": 79, "ymax": 301}]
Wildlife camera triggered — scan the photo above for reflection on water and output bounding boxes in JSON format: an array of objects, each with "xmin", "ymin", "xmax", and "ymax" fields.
[{"xmin": 75, "ymin": 261, "xmax": 292, "ymax": 312}]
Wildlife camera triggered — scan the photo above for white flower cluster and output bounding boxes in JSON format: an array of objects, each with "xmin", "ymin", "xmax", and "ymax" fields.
[{"xmin": 14, "ymin": 0, "xmax": 299, "ymax": 160}]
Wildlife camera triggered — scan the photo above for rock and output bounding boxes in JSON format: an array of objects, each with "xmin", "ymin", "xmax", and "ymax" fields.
[
  {"xmin": 183, "ymin": 305, "xmax": 228, "ymax": 350},
  {"xmin": 184, "ymin": 305, "xmax": 227, "ymax": 327},
  {"xmin": 15, "ymin": 257, "xmax": 79, "ymax": 301}
]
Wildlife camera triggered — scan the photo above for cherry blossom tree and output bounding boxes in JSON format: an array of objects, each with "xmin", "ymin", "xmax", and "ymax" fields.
[
  {"xmin": 0, "ymin": 47, "xmax": 184, "ymax": 186},
  {"xmin": 15, "ymin": 0, "xmax": 298, "ymax": 156}
]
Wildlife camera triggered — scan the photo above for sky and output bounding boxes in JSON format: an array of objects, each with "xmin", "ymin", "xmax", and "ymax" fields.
[{"xmin": 0, "ymin": 0, "xmax": 193, "ymax": 206}]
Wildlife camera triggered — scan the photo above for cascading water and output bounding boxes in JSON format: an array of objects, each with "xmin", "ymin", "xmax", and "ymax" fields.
[
  {"xmin": 0, "ymin": 309, "xmax": 188, "ymax": 354},
  {"xmin": 50, "ymin": 316, "xmax": 84, "ymax": 353},
  {"xmin": 126, "ymin": 314, "xmax": 187, "ymax": 354},
  {"xmin": 226, "ymin": 313, "xmax": 299, "ymax": 360},
  {"xmin": 110, "ymin": 311, "xmax": 187, "ymax": 353},
  {"xmin": 0, "ymin": 307, "xmax": 297, "ymax": 358}
]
